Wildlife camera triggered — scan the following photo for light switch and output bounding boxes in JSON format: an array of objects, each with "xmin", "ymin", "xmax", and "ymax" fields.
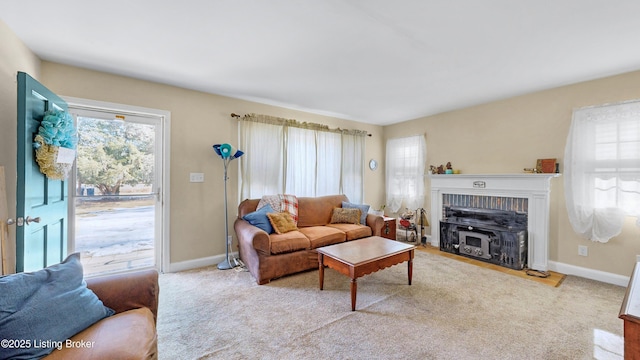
[{"xmin": 190, "ymin": 173, "xmax": 204, "ymax": 183}]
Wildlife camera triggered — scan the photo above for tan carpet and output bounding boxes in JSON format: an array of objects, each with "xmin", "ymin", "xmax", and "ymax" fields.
[{"xmin": 157, "ymin": 250, "xmax": 626, "ymax": 359}]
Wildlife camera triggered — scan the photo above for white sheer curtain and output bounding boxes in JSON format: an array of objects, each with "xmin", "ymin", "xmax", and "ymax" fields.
[
  {"xmin": 285, "ymin": 127, "xmax": 316, "ymax": 196},
  {"xmin": 385, "ymin": 135, "xmax": 426, "ymax": 213},
  {"xmin": 565, "ymin": 101, "xmax": 640, "ymax": 243},
  {"xmin": 341, "ymin": 133, "xmax": 365, "ymax": 203},
  {"xmin": 239, "ymin": 114, "xmax": 365, "ymax": 202},
  {"xmin": 239, "ymin": 120, "xmax": 284, "ymax": 198},
  {"xmin": 316, "ymin": 132, "xmax": 342, "ymax": 197}
]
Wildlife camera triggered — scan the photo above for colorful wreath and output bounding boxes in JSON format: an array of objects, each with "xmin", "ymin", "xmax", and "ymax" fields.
[{"xmin": 32, "ymin": 109, "xmax": 77, "ymax": 180}]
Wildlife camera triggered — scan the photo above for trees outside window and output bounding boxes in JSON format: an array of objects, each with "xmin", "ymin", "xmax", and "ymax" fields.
[{"xmin": 76, "ymin": 117, "xmax": 155, "ymax": 196}]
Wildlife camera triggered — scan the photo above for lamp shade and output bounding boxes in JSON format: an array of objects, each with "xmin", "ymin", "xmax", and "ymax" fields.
[
  {"xmin": 420, "ymin": 210, "xmax": 429, "ymax": 227},
  {"xmin": 219, "ymin": 143, "xmax": 234, "ymax": 158},
  {"xmin": 213, "ymin": 143, "xmax": 244, "ymax": 159},
  {"xmin": 232, "ymin": 149, "xmax": 244, "ymax": 159}
]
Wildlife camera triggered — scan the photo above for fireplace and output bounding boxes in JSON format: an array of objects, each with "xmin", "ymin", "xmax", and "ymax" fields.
[
  {"xmin": 440, "ymin": 206, "xmax": 527, "ymax": 269},
  {"xmin": 429, "ymin": 173, "xmax": 559, "ymax": 272}
]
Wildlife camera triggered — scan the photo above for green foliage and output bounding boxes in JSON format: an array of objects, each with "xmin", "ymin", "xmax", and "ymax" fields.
[{"xmin": 76, "ymin": 117, "xmax": 154, "ymax": 195}]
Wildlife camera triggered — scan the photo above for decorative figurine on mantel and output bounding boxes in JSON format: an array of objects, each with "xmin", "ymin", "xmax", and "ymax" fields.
[
  {"xmin": 445, "ymin": 162, "xmax": 453, "ymax": 174},
  {"xmin": 430, "ymin": 162, "xmax": 454, "ymax": 174}
]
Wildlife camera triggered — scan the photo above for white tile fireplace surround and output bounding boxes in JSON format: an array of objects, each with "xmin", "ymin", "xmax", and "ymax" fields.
[{"xmin": 430, "ymin": 173, "xmax": 560, "ymax": 272}]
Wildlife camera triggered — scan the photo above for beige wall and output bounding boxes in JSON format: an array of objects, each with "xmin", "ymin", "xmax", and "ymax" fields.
[
  {"xmin": 384, "ymin": 70, "xmax": 640, "ymax": 278},
  {"xmin": 39, "ymin": 62, "xmax": 385, "ymax": 266},
  {"xmin": 0, "ymin": 17, "xmax": 384, "ymax": 270},
  {"xmin": 0, "ymin": 21, "xmax": 41, "ymax": 272},
  {"xmin": 2, "ymin": 19, "xmax": 639, "ymax": 278}
]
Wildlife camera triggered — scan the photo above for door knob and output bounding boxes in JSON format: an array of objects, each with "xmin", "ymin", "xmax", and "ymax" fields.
[
  {"xmin": 6, "ymin": 218, "xmax": 23, "ymax": 226},
  {"xmin": 25, "ymin": 216, "xmax": 41, "ymax": 225}
]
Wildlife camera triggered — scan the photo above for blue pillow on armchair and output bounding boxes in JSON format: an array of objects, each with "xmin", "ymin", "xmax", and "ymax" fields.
[
  {"xmin": 243, "ymin": 203, "xmax": 275, "ymax": 234},
  {"xmin": 342, "ymin": 201, "xmax": 371, "ymax": 225},
  {"xmin": 0, "ymin": 253, "xmax": 114, "ymax": 359}
]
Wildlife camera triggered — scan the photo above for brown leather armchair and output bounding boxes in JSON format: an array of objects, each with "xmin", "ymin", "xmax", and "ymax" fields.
[{"xmin": 44, "ymin": 269, "xmax": 160, "ymax": 360}]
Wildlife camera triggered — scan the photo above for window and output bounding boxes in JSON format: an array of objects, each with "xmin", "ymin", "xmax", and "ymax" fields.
[
  {"xmin": 385, "ymin": 135, "xmax": 426, "ymax": 213},
  {"xmin": 565, "ymin": 100, "xmax": 640, "ymax": 242},
  {"xmin": 239, "ymin": 114, "xmax": 365, "ymax": 203}
]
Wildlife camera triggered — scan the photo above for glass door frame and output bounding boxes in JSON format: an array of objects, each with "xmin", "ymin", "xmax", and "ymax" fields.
[{"xmin": 64, "ymin": 96, "xmax": 171, "ymax": 275}]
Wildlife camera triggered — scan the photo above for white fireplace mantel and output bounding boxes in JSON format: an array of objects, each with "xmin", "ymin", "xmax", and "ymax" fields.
[{"xmin": 429, "ymin": 173, "xmax": 560, "ymax": 271}]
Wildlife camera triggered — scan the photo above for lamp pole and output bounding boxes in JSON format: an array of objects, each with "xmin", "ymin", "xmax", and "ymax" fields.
[
  {"xmin": 217, "ymin": 157, "xmax": 234, "ymax": 270},
  {"xmin": 212, "ymin": 143, "xmax": 244, "ymax": 270}
]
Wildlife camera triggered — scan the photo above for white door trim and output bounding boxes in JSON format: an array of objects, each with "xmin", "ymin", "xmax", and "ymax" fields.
[{"xmin": 63, "ymin": 96, "xmax": 171, "ymax": 274}]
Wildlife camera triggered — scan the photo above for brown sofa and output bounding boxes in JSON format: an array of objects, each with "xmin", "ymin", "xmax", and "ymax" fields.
[
  {"xmin": 235, "ymin": 194, "xmax": 384, "ymax": 284},
  {"xmin": 45, "ymin": 269, "xmax": 159, "ymax": 360}
]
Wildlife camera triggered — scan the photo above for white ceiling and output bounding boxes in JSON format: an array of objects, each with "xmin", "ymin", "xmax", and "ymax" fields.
[{"xmin": 2, "ymin": 0, "xmax": 640, "ymax": 125}]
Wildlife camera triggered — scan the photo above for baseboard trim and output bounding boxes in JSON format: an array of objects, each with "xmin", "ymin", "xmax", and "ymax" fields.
[
  {"xmin": 167, "ymin": 252, "xmax": 239, "ymax": 273},
  {"xmin": 548, "ymin": 260, "xmax": 630, "ymax": 287}
]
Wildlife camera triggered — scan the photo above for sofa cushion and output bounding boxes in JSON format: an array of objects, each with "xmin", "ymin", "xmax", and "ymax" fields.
[
  {"xmin": 342, "ymin": 201, "xmax": 371, "ymax": 225},
  {"xmin": 44, "ymin": 308, "xmax": 157, "ymax": 360},
  {"xmin": 327, "ymin": 223, "xmax": 373, "ymax": 241},
  {"xmin": 242, "ymin": 204, "xmax": 275, "ymax": 234},
  {"xmin": 0, "ymin": 253, "xmax": 114, "ymax": 360},
  {"xmin": 270, "ymin": 231, "xmax": 311, "ymax": 254},
  {"xmin": 299, "ymin": 226, "xmax": 347, "ymax": 249},
  {"xmin": 267, "ymin": 211, "xmax": 298, "ymax": 234},
  {"xmin": 257, "ymin": 194, "xmax": 299, "ymax": 224},
  {"xmin": 297, "ymin": 195, "xmax": 349, "ymax": 227},
  {"xmin": 330, "ymin": 207, "xmax": 361, "ymax": 224}
]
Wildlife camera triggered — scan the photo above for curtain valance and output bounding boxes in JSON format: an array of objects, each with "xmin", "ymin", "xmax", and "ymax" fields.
[{"xmin": 238, "ymin": 113, "xmax": 368, "ymax": 137}]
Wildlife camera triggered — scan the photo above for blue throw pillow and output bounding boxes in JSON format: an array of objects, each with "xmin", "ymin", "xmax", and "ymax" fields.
[
  {"xmin": 243, "ymin": 204, "xmax": 275, "ymax": 234},
  {"xmin": 0, "ymin": 253, "xmax": 114, "ymax": 359},
  {"xmin": 342, "ymin": 201, "xmax": 371, "ymax": 225}
]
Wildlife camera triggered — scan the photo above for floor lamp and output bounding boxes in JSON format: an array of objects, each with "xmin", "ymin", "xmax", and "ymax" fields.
[{"xmin": 213, "ymin": 143, "xmax": 244, "ymax": 270}]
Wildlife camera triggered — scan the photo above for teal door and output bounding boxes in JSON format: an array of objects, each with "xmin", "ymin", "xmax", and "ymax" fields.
[{"xmin": 16, "ymin": 72, "xmax": 69, "ymax": 272}]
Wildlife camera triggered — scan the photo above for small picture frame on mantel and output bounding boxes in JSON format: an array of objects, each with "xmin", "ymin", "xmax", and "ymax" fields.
[{"xmin": 536, "ymin": 158, "xmax": 557, "ymax": 173}]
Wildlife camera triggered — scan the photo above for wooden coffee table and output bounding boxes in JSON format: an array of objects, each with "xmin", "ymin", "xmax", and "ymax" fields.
[{"xmin": 317, "ymin": 236, "xmax": 415, "ymax": 311}]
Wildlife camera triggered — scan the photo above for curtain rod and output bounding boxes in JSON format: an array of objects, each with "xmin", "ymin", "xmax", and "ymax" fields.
[{"xmin": 230, "ymin": 113, "xmax": 371, "ymax": 137}]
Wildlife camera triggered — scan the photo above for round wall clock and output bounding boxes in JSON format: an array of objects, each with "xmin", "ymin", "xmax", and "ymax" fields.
[{"xmin": 369, "ymin": 159, "xmax": 378, "ymax": 170}]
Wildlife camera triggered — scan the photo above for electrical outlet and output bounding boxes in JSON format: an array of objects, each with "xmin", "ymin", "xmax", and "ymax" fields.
[
  {"xmin": 227, "ymin": 235, "xmax": 232, "ymax": 245},
  {"xmin": 578, "ymin": 245, "xmax": 588, "ymax": 257},
  {"xmin": 189, "ymin": 172, "xmax": 204, "ymax": 183}
]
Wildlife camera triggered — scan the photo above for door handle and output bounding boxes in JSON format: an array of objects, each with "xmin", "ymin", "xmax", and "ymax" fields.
[{"xmin": 25, "ymin": 216, "xmax": 41, "ymax": 225}]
